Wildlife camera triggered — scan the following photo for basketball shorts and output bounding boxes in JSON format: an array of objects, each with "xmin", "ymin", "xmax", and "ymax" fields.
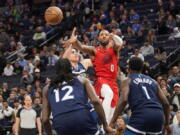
[
  {"xmin": 126, "ymin": 108, "xmax": 164, "ymax": 134},
  {"xmin": 94, "ymin": 77, "xmax": 118, "ymax": 107},
  {"xmin": 53, "ymin": 108, "xmax": 99, "ymax": 135}
]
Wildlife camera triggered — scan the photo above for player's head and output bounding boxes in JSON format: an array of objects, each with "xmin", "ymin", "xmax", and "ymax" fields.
[
  {"xmin": 53, "ymin": 58, "xmax": 73, "ymax": 85},
  {"xmin": 98, "ymin": 30, "xmax": 110, "ymax": 46},
  {"xmin": 128, "ymin": 57, "xmax": 144, "ymax": 73},
  {"xmin": 68, "ymin": 48, "xmax": 80, "ymax": 63}
]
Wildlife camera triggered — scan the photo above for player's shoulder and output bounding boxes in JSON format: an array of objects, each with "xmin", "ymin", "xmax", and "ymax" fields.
[
  {"xmin": 43, "ymin": 84, "xmax": 51, "ymax": 96},
  {"xmin": 121, "ymin": 77, "xmax": 131, "ymax": 86}
]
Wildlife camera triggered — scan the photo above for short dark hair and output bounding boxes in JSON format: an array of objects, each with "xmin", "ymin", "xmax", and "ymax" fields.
[{"xmin": 129, "ymin": 57, "xmax": 144, "ymax": 72}]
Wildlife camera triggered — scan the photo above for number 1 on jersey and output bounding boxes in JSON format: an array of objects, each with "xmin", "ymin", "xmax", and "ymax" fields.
[{"xmin": 142, "ymin": 86, "xmax": 151, "ymax": 99}]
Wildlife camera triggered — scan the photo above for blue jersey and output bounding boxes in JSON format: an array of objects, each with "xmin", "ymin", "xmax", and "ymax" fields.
[
  {"xmin": 127, "ymin": 73, "xmax": 164, "ymax": 134},
  {"xmin": 129, "ymin": 73, "xmax": 162, "ymax": 112},
  {"xmin": 72, "ymin": 62, "xmax": 86, "ymax": 77},
  {"xmin": 47, "ymin": 78, "xmax": 88, "ymax": 119}
]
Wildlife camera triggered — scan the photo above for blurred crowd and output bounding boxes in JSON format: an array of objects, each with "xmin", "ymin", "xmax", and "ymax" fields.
[{"xmin": 0, "ymin": 0, "xmax": 180, "ymax": 135}]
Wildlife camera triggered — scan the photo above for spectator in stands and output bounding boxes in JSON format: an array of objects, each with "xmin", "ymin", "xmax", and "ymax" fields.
[
  {"xmin": 158, "ymin": 7, "xmax": 166, "ymax": 18},
  {"xmin": 0, "ymin": 42, "xmax": 6, "ymax": 57},
  {"xmin": 170, "ymin": 111, "xmax": 180, "ymax": 135},
  {"xmin": 142, "ymin": 16, "xmax": 152, "ymax": 31},
  {"xmin": 160, "ymin": 79, "xmax": 171, "ymax": 99},
  {"xmin": 169, "ymin": 27, "xmax": 180, "ymax": 40},
  {"xmin": 13, "ymin": 100, "xmax": 21, "ymax": 117},
  {"xmin": 39, "ymin": 50, "xmax": 48, "ymax": 67},
  {"xmin": 24, "ymin": 60, "xmax": 34, "ymax": 74},
  {"xmin": 33, "ymin": 68, "xmax": 45, "ymax": 84},
  {"xmin": 170, "ymin": 83, "xmax": 180, "ymax": 110},
  {"xmin": 115, "ymin": 117, "xmax": 126, "ymax": 135},
  {"xmin": 154, "ymin": 47, "xmax": 167, "ymax": 74},
  {"xmin": 26, "ymin": 85, "xmax": 34, "ymax": 96},
  {"xmin": 47, "ymin": 50, "xmax": 59, "ymax": 66},
  {"xmin": 0, "ymin": 95, "xmax": 3, "ymax": 110},
  {"xmin": 129, "ymin": 48, "xmax": 144, "ymax": 61},
  {"xmin": 13, "ymin": 61, "xmax": 23, "ymax": 75},
  {"xmin": 121, "ymin": 42, "xmax": 134, "ymax": 58},
  {"xmin": 156, "ymin": 76, "xmax": 163, "ymax": 84},
  {"xmin": 0, "ymin": 100, "xmax": 14, "ymax": 131},
  {"xmin": 18, "ymin": 55, "xmax": 27, "ymax": 68},
  {"xmin": 33, "ymin": 26, "xmax": 46, "ymax": 45},
  {"xmin": 33, "ymin": 97, "xmax": 42, "ymax": 115},
  {"xmin": 140, "ymin": 41, "xmax": 154, "ymax": 57},
  {"xmin": 90, "ymin": 25, "xmax": 100, "ymax": 40},
  {"xmin": 8, "ymin": 41, "xmax": 17, "ymax": 54},
  {"xmin": 82, "ymin": 33, "xmax": 92, "ymax": 46},
  {"xmin": 132, "ymin": 21, "xmax": 142, "ymax": 33},
  {"xmin": 3, "ymin": 62, "xmax": 14, "ymax": 76},
  {"xmin": 2, "ymin": 82, "xmax": 10, "ymax": 100},
  {"xmin": 18, "ymin": 88, "xmax": 27, "ymax": 103},
  {"xmin": 14, "ymin": 95, "xmax": 42, "ymax": 135},
  {"xmin": 166, "ymin": 15, "xmax": 176, "ymax": 31},
  {"xmin": 129, "ymin": 9, "xmax": 140, "ymax": 23},
  {"xmin": 136, "ymin": 30, "xmax": 145, "ymax": 45},
  {"xmin": 7, "ymin": 92, "xmax": 17, "ymax": 108},
  {"xmin": 146, "ymin": 29, "xmax": 156, "ymax": 45},
  {"xmin": 156, "ymin": 17, "xmax": 169, "ymax": 35},
  {"xmin": 168, "ymin": 0, "xmax": 179, "ymax": 18},
  {"xmin": 126, "ymin": 26, "xmax": 135, "ymax": 39},
  {"xmin": 0, "ymin": 29, "xmax": 10, "ymax": 45},
  {"xmin": 20, "ymin": 70, "xmax": 33, "ymax": 87},
  {"xmin": 119, "ymin": 14, "xmax": 129, "ymax": 33},
  {"xmin": 168, "ymin": 66, "xmax": 180, "ymax": 86}
]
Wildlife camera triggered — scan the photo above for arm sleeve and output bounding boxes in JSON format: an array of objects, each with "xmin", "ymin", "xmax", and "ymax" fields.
[
  {"xmin": 16, "ymin": 108, "xmax": 22, "ymax": 118},
  {"xmin": 35, "ymin": 109, "xmax": 41, "ymax": 118}
]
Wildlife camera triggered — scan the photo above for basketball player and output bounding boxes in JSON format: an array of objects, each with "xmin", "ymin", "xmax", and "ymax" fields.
[
  {"xmin": 62, "ymin": 44, "xmax": 92, "ymax": 77},
  {"xmin": 68, "ymin": 28, "xmax": 123, "ymax": 124},
  {"xmin": 110, "ymin": 57, "xmax": 171, "ymax": 135},
  {"xmin": 42, "ymin": 58, "xmax": 113, "ymax": 135}
]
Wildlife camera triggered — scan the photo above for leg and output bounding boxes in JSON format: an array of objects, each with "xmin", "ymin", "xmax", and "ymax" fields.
[{"xmin": 100, "ymin": 84, "xmax": 115, "ymax": 124}]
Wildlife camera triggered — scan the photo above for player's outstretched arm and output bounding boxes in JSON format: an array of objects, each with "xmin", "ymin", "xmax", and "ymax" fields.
[
  {"xmin": 110, "ymin": 78, "xmax": 130, "ymax": 127},
  {"xmin": 62, "ymin": 44, "xmax": 73, "ymax": 59},
  {"xmin": 75, "ymin": 40, "xmax": 96, "ymax": 56},
  {"xmin": 157, "ymin": 83, "xmax": 171, "ymax": 134},
  {"xmin": 68, "ymin": 27, "xmax": 96, "ymax": 56},
  {"xmin": 78, "ymin": 76, "xmax": 113, "ymax": 134},
  {"xmin": 110, "ymin": 34, "xmax": 123, "ymax": 52},
  {"xmin": 42, "ymin": 85, "xmax": 53, "ymax": 135}
]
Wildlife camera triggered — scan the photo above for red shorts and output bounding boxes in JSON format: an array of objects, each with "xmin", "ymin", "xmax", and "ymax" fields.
[{"xmin": 94, "ymin": 77, "xmax": 119, "ymax": 107}]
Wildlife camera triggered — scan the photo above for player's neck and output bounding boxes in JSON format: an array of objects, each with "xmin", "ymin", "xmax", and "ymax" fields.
[
  {"xmin": 71, "ymin": 62, "xmax": 78, "ymax": 68},
  {"xmin": 101, "ymin": 45, "xmax": 108, "ymax": 49},
  {"xmin": 130, "ymin": 71, "xmax": 141, "ymax": 74}
]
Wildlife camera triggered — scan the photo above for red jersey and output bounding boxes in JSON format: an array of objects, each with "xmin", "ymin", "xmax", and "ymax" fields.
[
  {"xmin": 92, "ymin": 46, "xmax": 118, "ymax": 80},
  {"xmin": 92, "ymin": 46, "xmax": 119, "ymax": 107}
]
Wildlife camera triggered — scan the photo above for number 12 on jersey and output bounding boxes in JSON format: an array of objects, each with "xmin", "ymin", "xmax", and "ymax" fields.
[{"xmin": 54, "ymin": 86, "xmax": 74, "ymax": 102}]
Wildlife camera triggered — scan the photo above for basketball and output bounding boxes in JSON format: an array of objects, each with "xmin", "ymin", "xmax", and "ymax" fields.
[{"xmin": 44, "ymin": 6, "xmax": 63, "ymax": 25}]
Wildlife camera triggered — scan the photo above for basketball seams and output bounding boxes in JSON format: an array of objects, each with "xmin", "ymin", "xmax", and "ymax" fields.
[{"xmin": 45, "ymin": 6, "xmax": 63, "ymax": 25}]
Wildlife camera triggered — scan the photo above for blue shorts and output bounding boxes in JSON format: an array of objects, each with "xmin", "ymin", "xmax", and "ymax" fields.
[
  {"xmin": 53, "ymin": 108, "xmax": 99, "ymax": 135},
  {"xmin": 124, "ymin": 129, "xmax": 163, "ymax": 135},
  {"xmin": 127, "ymin": 108, "xmax": 164, "ymax": 134}
]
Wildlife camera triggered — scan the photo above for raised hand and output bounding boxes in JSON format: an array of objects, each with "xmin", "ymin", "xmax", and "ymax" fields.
[{"xmin": 69, "ymin": 27, "xmax": 78, "ymax": 44}]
